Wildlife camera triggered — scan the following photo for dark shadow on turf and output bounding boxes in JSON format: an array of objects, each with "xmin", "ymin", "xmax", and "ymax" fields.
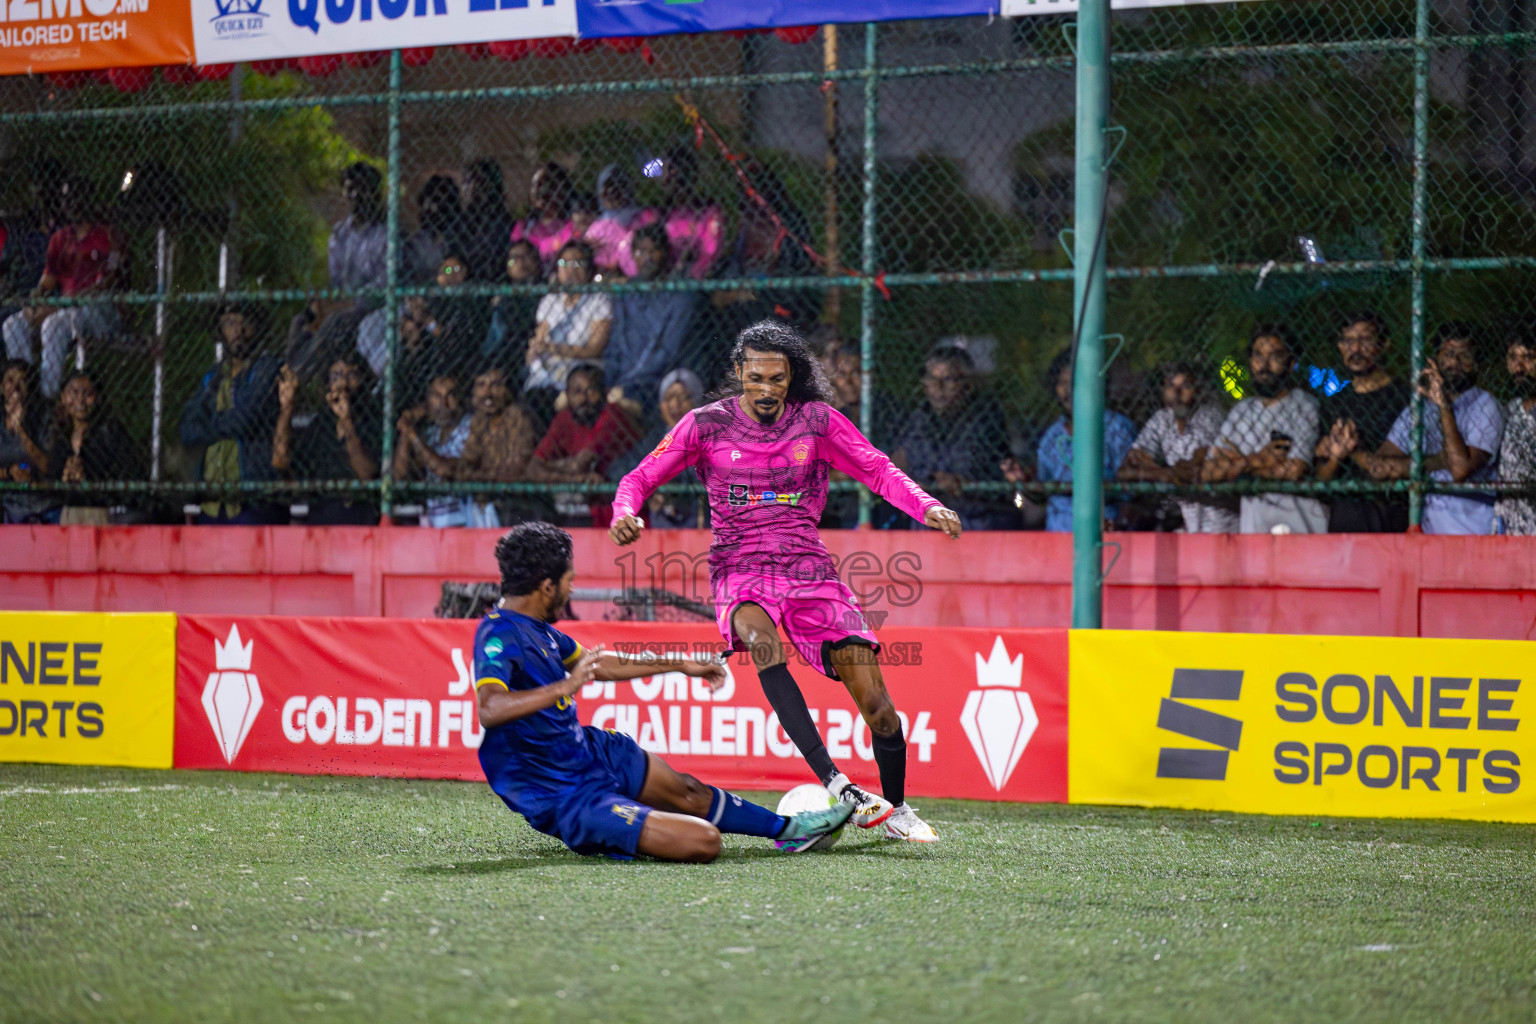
[{"xmin": 414, "ymin": 841, "xmax": 928, "ymax": 873}]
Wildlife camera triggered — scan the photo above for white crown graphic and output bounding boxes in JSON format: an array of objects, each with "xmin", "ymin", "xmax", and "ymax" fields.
[
  {"xmin": 214, "ymin": 624, "xmax": 254, "ymax": 671},
  {"xmin": 959, "ymin": 636, "xmax": 1037, "ymax": 791}
]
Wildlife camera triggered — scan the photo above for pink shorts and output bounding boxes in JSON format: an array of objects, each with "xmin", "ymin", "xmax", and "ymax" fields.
[{"xmin": 715, "ymin": 572, "xmax": 879, "ymax": 680}]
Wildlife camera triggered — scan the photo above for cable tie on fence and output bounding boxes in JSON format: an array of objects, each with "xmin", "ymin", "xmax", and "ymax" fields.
[{"xmin": 873, "ymin": 271, "xmax": 890, "ymax": 301}]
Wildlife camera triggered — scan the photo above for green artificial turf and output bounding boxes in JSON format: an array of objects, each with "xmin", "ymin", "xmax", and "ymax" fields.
[{"xmin": 2, "ymin": 764, "xmax": 1534, "ymax": 1023}]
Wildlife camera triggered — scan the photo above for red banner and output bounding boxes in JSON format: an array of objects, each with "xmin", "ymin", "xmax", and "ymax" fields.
[{"xmin": 175, "ymin": 615, "xmax": 1067, "ymax": 803}]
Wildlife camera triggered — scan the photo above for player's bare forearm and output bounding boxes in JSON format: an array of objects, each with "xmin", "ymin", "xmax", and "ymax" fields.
[
  {"xmin": 476, "ymin": 646, "xmax": 604, "ymax": 728},
  {"xmin": 594, "ymin": 651, "xmax": 725, "ymax": 691}
]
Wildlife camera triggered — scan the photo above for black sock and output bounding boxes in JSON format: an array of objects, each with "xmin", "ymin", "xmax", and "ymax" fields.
[
  {"xmin": 872, "ymin": 727, "xmax": 907, "ymax": 808},
  {"xmin": 758, "ymin": 663, "xmax": 837, "ymax": 784}
]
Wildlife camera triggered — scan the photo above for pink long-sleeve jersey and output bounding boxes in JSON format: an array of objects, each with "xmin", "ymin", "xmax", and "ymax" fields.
[{"xmin": 613, "ymin": 398, "xmax": 941, "ymax": 584}]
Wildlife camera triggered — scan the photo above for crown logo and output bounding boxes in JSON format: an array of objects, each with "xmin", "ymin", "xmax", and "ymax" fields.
[
  {"xmin": 214, "ymin": 624, "xmax": 254, "ymax": 672},
  {"xmin": 974, "ymin": 635, "xmax": 1023, "ymax": 689}
]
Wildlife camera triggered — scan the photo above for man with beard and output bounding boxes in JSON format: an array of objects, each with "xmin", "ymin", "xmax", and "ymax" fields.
[
  {"xmin": 1495, "ymin": 330, "xmax": 1536, "ymax": 534},
  {"xmin": 458, "ymin": 365, "xmax": 543, "ymax": 527},
  {"xmin": 530, "ymin": 363, "xmax": 640, "ymax": 527},
  {"xmin": 1202, "ymin": 326, "xmax": 1328, "ymax": 534},
  {"xmin": 393, "ymin": 374, "xmax": 472, "ymax": 527},
  {"xmin": 1313, "ymin": 311, "xmax": 1412, "ymax": 532},
  {"xmin": 1364, "ymin": 323, "xmax": 1504, "ymax": 535}
]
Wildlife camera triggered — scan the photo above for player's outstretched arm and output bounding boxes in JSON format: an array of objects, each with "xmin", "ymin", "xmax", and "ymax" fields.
[
  {"xmin": 593, "ymin": 650, "xmax": 726, "ymax": 693},
  {"xmin": 476, "ymin": 646, "xmax": 605, "ymax": 729},
  {"xmin": 824, "ymin": 406, "xmax": 961, "ymax": 538},
  {"xmin": 611, "ymin": 410, "xmax": 701, "ymax": 546}
]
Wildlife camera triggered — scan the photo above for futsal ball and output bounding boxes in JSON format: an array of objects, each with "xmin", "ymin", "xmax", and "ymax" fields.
[{"xmin": 773, "ymin": 783, "xmax": 844, "ymax": 852}]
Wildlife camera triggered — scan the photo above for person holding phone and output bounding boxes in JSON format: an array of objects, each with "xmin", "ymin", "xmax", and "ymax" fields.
[{"xmin": 1202, "ymin": 326, "xmax": 1328, "ymax": 534}]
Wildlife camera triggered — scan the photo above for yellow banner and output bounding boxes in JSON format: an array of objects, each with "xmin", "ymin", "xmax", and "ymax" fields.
[
  {"xmin": 1070, "ymin": 630, "xmax": 1535, "ymax": 823},
  {"xmin": 0, "ymin": 613, "xmax": 175, "ymax": 769}
]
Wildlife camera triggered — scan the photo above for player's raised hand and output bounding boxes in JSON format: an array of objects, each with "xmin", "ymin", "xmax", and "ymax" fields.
[
  {"xmin": 609, "ymin": 513, "xmax": 644, "ymax": 546},
  {"xmin": 680, "ymin": 655, "xmax": 727, "ymax": 693},
  {"xmin": 924, "ymin": 505, "xmax": 962, "ymax": 539}
]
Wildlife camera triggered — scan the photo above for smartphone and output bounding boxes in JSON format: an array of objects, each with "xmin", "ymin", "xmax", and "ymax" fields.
[{"xmin": 1270, "ymin": 430, "xmax": 1293, "ymax": 450}]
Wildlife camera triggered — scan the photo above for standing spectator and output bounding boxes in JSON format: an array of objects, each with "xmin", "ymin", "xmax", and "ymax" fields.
[
  {"xmin": 47, "ymin": 369, "xmax": 144, "ymax": 525},
  {"xmin": 271, "ymin": 354, "xmax": 381, "ymax": 525},
  {"xmin": 1118, "ymin": 363, "xmax": 1235, "ymax": 532},
  {"xmin": 893, "ymin": 345, "xmax": 1015, "ymax": 530},
  {"xmin": 457, "ymin": 365, "xmax": 544, "ymax": 526},
  {"xmin": 1, "ymin": 358, "xmax": 58, "ymax": 523},
  {"xmin": 605, "ymin": 225, "xmax": 696, "ymax": 409},
  {"xmin": 0, "ymin": 202, "xmax": 49, "ymax": 331},
  {"xmin": 401, "ymin": 174, "xmax": 462, "ymax": 285},
  {"xmin": 288, "ymin": 162, "xmax": 388, "ymax": 382},
  {"xmin": 585, "ymin": 164, "xmax": 658, "ymax": 278},
  {"xmin": 392, "ymin": 373, "xmax": 473, "ymax": 527},
  {"xmin": 1035, "ymin": 350, "xmax": 1138, "ymax": 533},
  {"xmin": 481, "ymin": 239, "xmax": 542, "ymax": 381},
  {"xmin": 1202, "ymin": 326, "xmax": 1327, "ymax": 534},
  {"xmin": 659, "ymin": 145, "xmax": 725, "ymax": 280},
  {"xmin": 524, "ymin": 240, "xmax": 612, "ymax": 426},
  {"xmin": 3, "ymin": 177, "xmax": 126, "ymax": 398},
  {"xmin": 178, "ymin": 304, "xmax": 283, "ymax": 524},
  {"xmin": 1364, "ymin": 323, "xmax": 1504, "ymax": 535},
  {"xmin": 530, "ymin": 363, "xmax": 640, "ymax": 527},
  {"xmin": 456, "ymin": 159, "xmax": 515, "ymax": 283},
  {"xmin": 511, "ymin": 162, "xmax": 575, "ymax": 272},
  {"xmin": 1495, "ymin": 330, "xmax": 1536, "ymax": 534},
  {"xmin": 1314, "ymin": 311, "xmax": 1412, "ymax": 532},
  {"xmin": 606, "ymin": 367, "xmax": 708, "ymax": 529}
]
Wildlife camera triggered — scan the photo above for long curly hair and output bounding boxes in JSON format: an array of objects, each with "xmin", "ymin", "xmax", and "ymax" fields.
[{"xmin": 712, "ymin": 320, "xmax": 835, "ymax": 405}]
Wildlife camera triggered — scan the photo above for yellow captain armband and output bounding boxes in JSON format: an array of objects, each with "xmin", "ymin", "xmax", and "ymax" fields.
[{"xmin": 475, "ymin": 677, "xmax": 509, "ymax": 691}]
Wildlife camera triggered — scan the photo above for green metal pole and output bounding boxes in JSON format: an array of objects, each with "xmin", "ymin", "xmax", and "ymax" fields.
[
  {"xmin": 858, "ymin": 22, "xmax": 878, "ymax": 529},
  {"xmin": 1408, "ymin": 0, "xmax": 1430, "ymax": 528},
  {"xmin": 1071, "ymin": 0, "xmax": 1111, "ymax": 629},
  {"xmin": 379, "ymin": 50, "xmax": 403, "ymax": 521}
]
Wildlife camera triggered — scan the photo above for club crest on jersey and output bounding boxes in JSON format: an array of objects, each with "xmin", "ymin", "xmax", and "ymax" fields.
[
  {"xmin": 792, "ymin": 441, "xmax": 810, "ymax": 463},
  {"xmin": 649, "ymin": 431, "xmax": 674, "ymax": 459}
]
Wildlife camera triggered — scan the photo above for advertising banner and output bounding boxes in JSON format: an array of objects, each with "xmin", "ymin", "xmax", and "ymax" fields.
[
  {"xmin": 1001, "ymin": 0, "xmax": 1266, "ymax": 15},
  {"xmin": 0, "ymin": 0, "xmax": 193, "ymax": 76},
  {"xmin": 574, "ymin": 1, "xmax": 989, "ymax": 40},
  {"xmin": 175, "ymin": 614, "xmax": 1069, "ymax": 802},
  {"xmin": 1070, "ymin": 630, "xmax": 1535, "ymax": 823},
  {"xmin": 190, "ymin": 0, "xmax": 575, "ymax": 67},
  {"xmin": 0, "ymin": 612, "xmax": 176, "ymax": 768}
]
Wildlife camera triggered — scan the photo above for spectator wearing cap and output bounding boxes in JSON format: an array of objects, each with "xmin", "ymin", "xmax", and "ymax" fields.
[
  {"xmin": 607, "ymin": 367, "xmax": 708, "ymax": 529},
  {"xmin": 178, "ymin": 304, "xmax": 283, "ymax": 524},
  {"xmin": 530, "ymin": 363, "xmax": 640, "ymax": 527},
  {"xmin": 511, "ymin": 162, "xmax": 575, "ymax": 273},
  {"xmin": 1034, "ymin": 349, "xmax": 1138, "ymax": 533},
  {"xmin": 585, "ymin": 164, "xmax": 659, "ymax": 279},
  {"xmin": 1362, "ymin": 322, "xmax": 1504, "ymax": 535},
  {"xmin": 1495, "ymin": 330, "xmax": 1536, "ymax": 534},
  {"xmin": 457, "ymin": 159, "xmax": 515, "ymax": 283},
  {"xmin": 1118, "ymin": 362, "xmax": 1235, "ymax": 532},
  {"xmin": 1314, "ymin": 310, "xmax": 1412, "ymax": 532},
  {"xmin": 47, "ymin": 369, "xmax": 144, "ymax": 525},
  {"xmin": 3, "ymin": 176, "xmax": 127, "ymax": 399},
  {"xmin": 605, "ymin": 224, "xmax": 697, "ymax": 409},
  {"xmin": 272, "ymin": 353, "xmax": 381, "ymax": 525},
  {"xmin": 1, "ymin": 358, "xmax": 58, "ymax": 523},
  {"xmin": 1202, "ymin": 326, "xmax": 1328, "ymax": 534}
]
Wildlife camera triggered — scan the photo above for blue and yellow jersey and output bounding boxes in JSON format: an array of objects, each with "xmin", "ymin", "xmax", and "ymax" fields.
[{"xmin": 473, "ymin": 607, "xmax": 591, "ymax": 794}]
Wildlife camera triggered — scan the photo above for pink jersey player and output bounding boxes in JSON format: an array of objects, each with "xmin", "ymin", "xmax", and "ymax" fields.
[{"xmin": 612, "ymin": 321, "xmax": 961, "ymax": 843}]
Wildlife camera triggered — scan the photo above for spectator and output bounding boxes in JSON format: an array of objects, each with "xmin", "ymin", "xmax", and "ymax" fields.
[
  {"xmin": 47, "ymin": 369, "xmax": 144, "ymax": 525},
  {"xmin": 606, "ymin": 367, "xmax": 708, "ymax": 529},
  {"xmin": 177, "ymin": 303, "xmax": 283, "ymax": 524},
  {"xmin": 708, "ymin": 162, "xmax": 821, "ymax": 343},
  {"xmin": 658, "ymin": 145, "xmax": 725, "ymax": 280},
  {"xmin": 392, "ymin": 373, "xmax": 473, "ymax": 527},
  {"xmin": 893, "ymin": 345, "xmax": 1015, "ymax": 530},
  {"xmin": 1496, "ymin": 330, "xmax": 1536, "ymax": 534},
  {"xmin": 524, "ymin": 240, "xmax": 612, "ymax": 426},
  {"xmin": 569, "ymin": 192, "xmax": 600, "ymax": 246},
  {"xmin": 457, "ymin": 365, "xmax": 544, "ymax": 526},
  {"xmin": 1202, "ymin": 326, "xmax": 1328, "ymax": 534},
  {"xmin": 585, "ymin": 164, "xmax": 659, "ymax": 278},
  {"xmin": 288, "ymin": 162, "xmax": 388, "ymax": 382},
  {"xmin": 401, "ymin": 174, "xmax": 462, "ymax": 285},
  {"xmin": 457, "ymin": 158, "xmax": 515, "ymax": 283},
  {"xmin": 530, "ymin": 363, "xmax": 640, "ymax": 527},
  {"xmin": 1118, "ymin": 362, "xmax": 1235, "ymax": 532},
  {"xmin": 481, "ymin": 239, "xmax": 541, "ymax": 382},
  {"xmin": 511, "ymin": 162, "xmax": 575, "ymax": 272},
  {"xmin": 1365, "ymin": 323, "xmax": 1504, "ymax": 535},
  {"xmin": 1034, "ymin": 350, "xmax": 1138, "ymax": 533},
  {"xmin": 0, "ymin": 198, "xmax": 50, "ymax": 331},
  {"xmin": 395, "ymin": 251, "xmax": 490, "ymax": 409},
  {"xmin": 1314, "ymin": 310, "xmax": 1412, "ymax": 532},
  {"xmin": 820, "ymin": 337, "xmax": 904, "ymax": 529},
  {"xmin": 605, "ymin": 224, "xmax": 697, "ymax": 409},
  {"xmin": 3, "ymin": 176, "xmax": 126, "ymax": 398},
  {"xmin": 1, "ymin": 358, "xmax": 58, "ymax": 523},
  {"xmin": 271, "ymin": 354, "xmax": 381, "ymax": 525}
]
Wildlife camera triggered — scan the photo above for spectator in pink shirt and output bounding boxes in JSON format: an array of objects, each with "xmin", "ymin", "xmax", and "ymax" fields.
[
  {"xmin": 511, "ymin": 162, "xmax": 575, "ymax": 273},
  {"xmin": 658, "ymin": 145, "xmax": 725, "ymax": 280},
  {"xmin": 583, "ymin": 164, "xmax": 658, "ymax": 279}
]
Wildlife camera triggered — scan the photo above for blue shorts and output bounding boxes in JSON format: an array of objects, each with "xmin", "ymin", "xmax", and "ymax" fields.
[{"xmin": 484, "ymin": 726, "xmax": 654, "ymax": 858}]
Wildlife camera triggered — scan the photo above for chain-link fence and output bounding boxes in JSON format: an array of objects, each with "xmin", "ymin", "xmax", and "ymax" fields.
[{"xmin": 0, "ymin": 1, "xmax": 1532, "ymax": 534}]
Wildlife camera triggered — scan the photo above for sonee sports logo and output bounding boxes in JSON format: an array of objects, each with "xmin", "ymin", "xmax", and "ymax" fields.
[{"xmin": 1156, "ymin": 668, "xmax": 1244, "ymax": 780}]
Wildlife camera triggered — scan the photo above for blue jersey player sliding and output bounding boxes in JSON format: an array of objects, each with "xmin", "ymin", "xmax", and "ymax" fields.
[{"xmin": 474, "ymin": 522, "xmax": 854, "ymax": 862}]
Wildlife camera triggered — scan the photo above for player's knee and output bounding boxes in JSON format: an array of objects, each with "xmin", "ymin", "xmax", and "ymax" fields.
[
  {"xmin": 687, "ymin": 824, "xmax": 722, "ymax": 864},
  {"xmin": 861, "ymin": 699, "xmax": 899, "ymax": 737}
]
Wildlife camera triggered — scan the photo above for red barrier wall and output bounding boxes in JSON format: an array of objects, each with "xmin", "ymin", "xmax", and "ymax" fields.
[{"xmin": 4, "ymin": 526, "xmax": 1536, "ymax": 639}]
